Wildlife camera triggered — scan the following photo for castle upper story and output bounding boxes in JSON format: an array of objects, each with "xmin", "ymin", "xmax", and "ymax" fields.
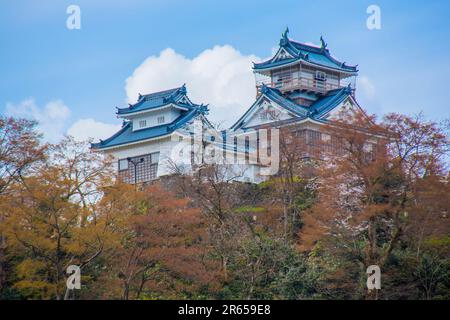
[{"xmin": 253, "ymin": 28, "xmax": 358, "ymax": 107}]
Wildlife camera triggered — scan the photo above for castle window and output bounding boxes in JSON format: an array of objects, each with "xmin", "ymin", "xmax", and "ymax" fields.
[
  {"xmin": 150, "ymin": 152, "xmax": 159, "ymax": 164},
  {"xmin": 245, "ymin": 137, "xmax": 250, "ymax": 163},
  {"xmin": 321, "ymin": 133, "xmax": 331, "ymax": 142},
  {"xmin": 118, "ymin": 159, "xmax": 128, "ymax": 171},
  {"xmin": 315, "ymin": 71, "xmax": 327, "ymax": 81},
  {"xmin": 139, "ymin": 120, "xmax": 147, "ymax": 128},
  {"xmin": 306, "ymin": 130, "xmax": 321, "ymax": 146},
  {"xmin": 118, "ymin": 152, "xmax": 159, "ymax": 184},
  {"xmin": 363, "ymin": 143, "xmax": 373, "ymax": 152},
  {"xmin": 157, "ymin": 116, "xmax": 165, "ymax": 124},
  {"xmin": 234, "ymin": 136, "xmax": 238, "ymax": 163}
]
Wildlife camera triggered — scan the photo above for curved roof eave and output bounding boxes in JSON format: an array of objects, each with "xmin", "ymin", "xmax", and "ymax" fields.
[
  {"xmin": 253, "ymin": 34, "xmax": 358, "ymax": 74},
  {"xmin": 254, "ymin": 57, "xmax": 358, "ymax": 74},
  {"xmin": 91, "ymin": 132, "xmax": 173, "ymax": 151},
  {"xmin": 116, "ymin": 103, "xmax": 190, "ymax": 117},
  {"xmin": 230, "ymin": 86, "xmax": 309, "ymax": 131}
]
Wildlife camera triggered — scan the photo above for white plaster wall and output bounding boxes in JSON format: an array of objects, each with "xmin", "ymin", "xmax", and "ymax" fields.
[
  {"xmin": 131, "ymin": 108, "xmax": 181, "ymax": 131},
  {"xmin": 244, "ymin": 103, "xmax": 292, "ymax": 128},
  {"xmin": 157, "ymin": 136, "xmax": 193, "ymax": 176},
  {"xmin": 105, "ymin": 133, "xmax": 193, "ymax": 178},
  {"xmin": 325, "ymin": 97, "xmax": 353, "ymax": 120},
  {"xmin": 301, "ymin": 70, "xmax": 314, "ymax": 80},
  {"xmin": 328, "ymin": 77, "xmax": 339, "ymax": 87}
]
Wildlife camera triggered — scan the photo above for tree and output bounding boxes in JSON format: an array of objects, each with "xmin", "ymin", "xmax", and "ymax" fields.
[
  {"xmin": 300, "ymin": 111, "xmax": 449, "ymax": 299},
  {"xmin": 174, "ymin": 163, "xmax": 316, "ymax": 300},
  {"xmin": 0, "ymin": 116, "xmax": 46, "ymax": 195},
  {"xmin": 1, "ymin": 137, "xmax": 113, "ymax": 299},
  {"xmin": 0, "ymin": 116, "xmax": 46, "ymax": 298},
  {"xmin": 224, "ymin": 227, "xmax": 316, "ymax": 299},
  {"xmin": 96, "ymin": 182, "xmax": 220, "ymax": 299},
  {"xmin": 268, "ymin": 126, "xmax": 318, "ymax": 242},
  {"xmin": 174, "ymin": 164, "xmax": 246, "ymax": 283}
]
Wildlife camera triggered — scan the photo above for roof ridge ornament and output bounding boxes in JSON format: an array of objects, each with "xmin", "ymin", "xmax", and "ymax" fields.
[
  {"xmin": 165, "ymin": 85, "xmax": 185, "ymax": 103},
  {"xmin": 332, "ymin": 83, "xmax": 353, "ymax": 96},
  {"xmin": 282, "ymin": 27, "xmax": 289, "ymax": 39},
  {"xmin": 199, "ymin": 103, "xmax": 210, "ymax": 114},
  {"xmin": 260, "ymin": 83, "xmax": 269, "ymax": 94},
  {"xmin": 320, "ymin": 35, "xmax": 328, "ymax": 51},
  {"xmin": 280, "ymin": 27, "xmax": 289, "ymax": 46}
]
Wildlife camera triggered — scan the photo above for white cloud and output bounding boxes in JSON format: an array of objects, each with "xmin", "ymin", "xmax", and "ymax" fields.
[
  {"xmin": 357, "ymin": 76, "xmax": 376, "ymax": 100},
  {"xmin": 5, "ymin": 99, "xmax": 71, "ymax": 143},
  {"xmin": 125, "ymin": 45, "xmax": 260, "ymax": 127},
  {"xmin": 6, "ymin": 99, "xmax": 121, "ymax": 144},
  {"xmin": 67, "ymin": 118, "xmax": 121, "ymax": 142}
]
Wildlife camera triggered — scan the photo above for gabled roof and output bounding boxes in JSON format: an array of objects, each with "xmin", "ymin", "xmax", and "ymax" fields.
[
  {"xmin": 231, "ymin": 84, "xmax": 354, "ymax": 131},
  {"xmin": 253, "ymin": 28, "xmax": 358, "ymax": 74},
  {"xmin": 91, "ymin": 87, "xmax": 209, "ymax": 150},
  {"xmin": 309, "ymin": 86, "xmax": 354, "ymax": 118},
  {"xmin": 288, "ymin": 91, "xmax": 318, "ymax": 101},
  {"xmin": 116, "ymin": 84, "xmax": 194, "ymax": 116},
  {"xmin": 230, "ymin": 85, "xmax": 309, "ymax": 131},
  {"xmin": 91, "ymin": 121, "xmax": 171, "ymax": 150},
  {"xmin": 262, "ymin": 85, "xmax": 309, "ymax": 117}
]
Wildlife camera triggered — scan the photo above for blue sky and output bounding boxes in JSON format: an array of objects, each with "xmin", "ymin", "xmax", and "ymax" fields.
[{"xmin": 1, "ymin": 0, "xmax": 449, "ymax": 141}]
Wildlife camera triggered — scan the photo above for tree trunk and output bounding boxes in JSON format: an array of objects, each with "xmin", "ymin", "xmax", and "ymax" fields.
[
  {"xmin": 0, "ymin": 234, "xmax": 6, "ymax": 296},
  {"xmin": 367, "ymin": 218, "xmax": 377, "ymax": 264},
  {"xmin": 123, "ymin": 284, "xmax": 130, "ymax": 300}
]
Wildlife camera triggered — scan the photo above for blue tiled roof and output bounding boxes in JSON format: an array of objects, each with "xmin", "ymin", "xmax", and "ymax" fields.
[
  {"xmin": 91, "ymin": 88, "xmax": 209, "ymax": 150},
  {"xmin": 287, "ymin": 91, "xmax": 318, "ymax": 101},
  {"xmin": 230, "ymin": 85, "xmax": 307, "ymax": 130},
  {"xmin": 309, "ymin": 86, "xmax": 352, "ymax": 119},
  {"xmin": 116, "ymin": 85, "xmax": 192, "ymax": 115},
  {"xmin": 91, "ymin": 121, "xmax": 171, "ymax": 150},
  {"xmin": 231, "ymin": 84, "xmax": 353, "ymax": 131},
  {"xmin": 254, "ymin": 29, "xmax": 358, "ymax": 73},
  {"xmin": 262, "ymin": 86, "xmax": 309, "ymax": 117}
]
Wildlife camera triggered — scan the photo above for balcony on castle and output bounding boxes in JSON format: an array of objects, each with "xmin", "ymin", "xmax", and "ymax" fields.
[
  {"xmin": 253, "ymin": 30, "xmax": 358, "ymax": 98},
  {"xmin": 254, "ymin": 68, "xmax": 356, "ymax": 97}
]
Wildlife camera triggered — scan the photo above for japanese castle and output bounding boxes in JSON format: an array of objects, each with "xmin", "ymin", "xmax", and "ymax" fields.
[{"xmin": 92, "ymin": 28, "xmax": 363, "ymax": 184}]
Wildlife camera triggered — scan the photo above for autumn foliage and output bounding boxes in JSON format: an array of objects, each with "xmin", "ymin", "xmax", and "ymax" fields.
[{"xmin": 0, "ymin": 112, "xmax": 448, "ymax": 300}]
